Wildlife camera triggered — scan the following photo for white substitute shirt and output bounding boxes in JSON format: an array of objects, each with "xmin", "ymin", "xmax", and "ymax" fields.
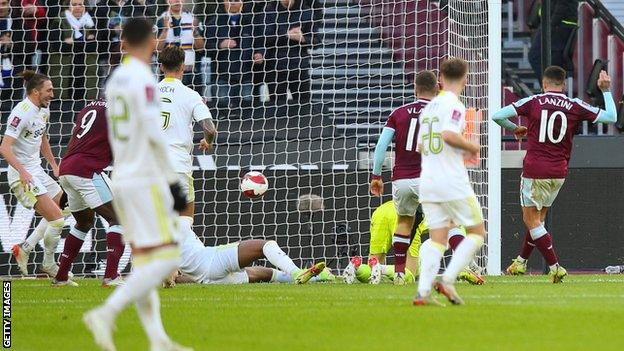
[
  {"xmin": 3, "ymin": 98, "xmax": 50, "ymax": 170},
  {"xmin": 105, "ymin": 57, "xmax": 175, "ymax": 182},
  {"xmin": 158, "ymin": 77, "xmax": 212, "ymax": 173},
  {"xmin": 417, "ymin": 91, "xmax": 475, "ymax": 202}
]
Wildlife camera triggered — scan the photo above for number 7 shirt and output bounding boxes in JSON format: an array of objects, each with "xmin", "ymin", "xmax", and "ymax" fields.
[
  {"xmin": 59, "ymin": 99, "xmax": 112, "ymax": 179},
  {"xmin": 511, "ymin": 92, "xmax": 600, "ymax": 179}
]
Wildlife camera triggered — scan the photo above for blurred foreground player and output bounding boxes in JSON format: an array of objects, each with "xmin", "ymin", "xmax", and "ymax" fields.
[
  {"xmin": 414, "ymin": 58, "xmax": 486, "ymax": 306},
  {"xmin": 54, "ymin": 99, "xmax": 125, "ymax": 287},
  {"xmin": 83, "ymin": 18, "xmax": 190, "ymax": 351},
  {"xmin": 493, "ymin": 66, "xmax": 617, "ymax": 282}
]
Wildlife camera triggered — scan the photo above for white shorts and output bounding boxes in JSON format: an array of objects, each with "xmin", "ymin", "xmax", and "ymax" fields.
[
  {"xmin": 392, "ymin": 178, "xmax": 420, "ymax": 216},
  {"xmin": 112, "ymin": 178, "xmax": 177, "ymax": 248},
  {"xmin": 8, "ymin": 166, "xmax": 62, "ymax": 209},
  {"xmin": 175, "ymin": 172, "xmax": 195, "ymax": 203},
  {"xmin": 520, "ymin": 177, "xmax": 565, "ymax": 211},
  {"xmin": 421, "ymin": 195, "xmax": 484, "ymax": 230},
  {"xmin": 198, "ymin": 243, "xmax": 249, "ymax": 284},
  {"xmin": 59, "ymin": 173, "xmax": 113, "ymax": 212}
]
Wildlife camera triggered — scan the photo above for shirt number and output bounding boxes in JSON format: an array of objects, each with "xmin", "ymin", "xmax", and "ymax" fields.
[
  {"xmin": 76, "ymin": 110, "xmax": 97, "ymax": 139},
  {"xmin": 420, "ymin": 117, "xmax": 443, "ymax": 155},
  {"xmin": 539, "ymin": 110, "xmax": 567, "ymax": 144},
  {"xmin": 110, "ymin": 96, "xmax": 129, "ymax": 142},
  {"xmin": 405, "ymin": 117, "xmax": 419, "ymax": 151}
]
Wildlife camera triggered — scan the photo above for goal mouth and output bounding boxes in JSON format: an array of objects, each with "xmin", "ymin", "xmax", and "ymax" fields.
[{"xmin": 0, "ymin": 0, "xmax": 501, "ymax": 277}]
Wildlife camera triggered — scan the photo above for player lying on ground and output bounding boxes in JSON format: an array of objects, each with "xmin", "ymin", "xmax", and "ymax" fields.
[
  {"xmin": 343, "ymin": 201, "xmax": 483, "ymax": 285},
  {"xmin": 83, "ymin": 18, "xmax": 191, "ymax": 351},
  {"xmin": 414, "ymin": 58, "xmax": 487, "ymax": 306},
  {"xmin": 368, "ymin": 70, "xmax": 438, "ymax": 284},
  {"xmin": 53, "ymin": 99, "xmax": 125, "ymax": 287},
  {"xmin": 169, "ymin": 227, "xmax": 332, "ymax": 285},
  {"xmin": 0, "ymin": 71, "xmax": 66, "ymax": 277},
  {"xmin": 158, "ymin": 44, "xmax": 217, "ymax": 237},
  {"xmin": 492, "ymin": 67, "xmax": 616, "ymax": 283}
]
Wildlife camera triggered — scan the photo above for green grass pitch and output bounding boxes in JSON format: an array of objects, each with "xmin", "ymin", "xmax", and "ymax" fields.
[{"xmin": 10, "ymin": 275, "xmax": 624, "ymax": 351}]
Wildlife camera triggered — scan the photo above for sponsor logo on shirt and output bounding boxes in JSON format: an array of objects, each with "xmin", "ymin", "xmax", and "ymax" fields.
[{"xmin": 9, "ymin": 117, "xmax": 20, "ymax": 128}]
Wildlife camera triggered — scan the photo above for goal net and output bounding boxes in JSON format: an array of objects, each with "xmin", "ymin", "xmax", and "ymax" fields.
[{"xmin": 0, "ymin": 0, "xmax": 499, "ymax": 277}]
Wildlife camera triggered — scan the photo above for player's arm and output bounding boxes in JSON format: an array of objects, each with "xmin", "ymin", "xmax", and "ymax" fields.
[
  {"xmin": 594, "ymin": 71, "xmax": 617, "ymax": 124},
  {"xmin": 492, "ymin": 104, "xmax": 528, "ymax": 140},
  {"xmin": 370, "ymin": 127, "xmax": 394, "ymax": 196},
  {"xmin": 40, "ymin": 133, "xmax": 59, "ymax": 177},
  {"xmin": 192, "ymin": 99, "xmax": 217, "ymax": 152},
  {"xmin": 192, "ymin": 17, "xmax": 204, "ymax": 51},
  {"xmin": 0, "ymin": 135, "xmax": 33, "ymax": 185}
]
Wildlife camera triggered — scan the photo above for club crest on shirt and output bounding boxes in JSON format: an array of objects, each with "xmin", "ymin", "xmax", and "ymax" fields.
[
  {"xmin": 10, "ymin": 116, "xmax": 21, "ymax": 128},
  {"xmin": 451, "ymin": 109, "xmax": 461, "ymax": 123}
]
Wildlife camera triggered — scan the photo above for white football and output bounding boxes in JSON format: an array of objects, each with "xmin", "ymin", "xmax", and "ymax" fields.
[{"xmin": 240, "ymin": 171, "xmax": 269, "ymax": 198}]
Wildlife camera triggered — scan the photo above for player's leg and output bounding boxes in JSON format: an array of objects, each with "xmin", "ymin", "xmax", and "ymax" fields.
[
  {"xmin": 34, "ymin": 191, "xmax": 65, "ymax": 276},
  {"xmin": 176, "ymin": 172, "xmax": 195, "ymax": 235},
  {"xmin": 414, "ymin": 202, "xmax": 449, "ymax": 305},
  {"xmin": 519, "ymin": 178, "xmax": 566, "ymax": 282},
  {"xmin": 53, "ymin": 208, "xmax": 94, "ymax": 286},
  {"xmin": 89, "ymin": 172, "xmax": 126, "ymax": 285},
  {"xmin": 435, "ymin": 197, "xmax": 486, "ymax": 305},
  {"xmin": 246, "ymin": 266, "xmax": 274, "ymax": 283},
  {"xmin": 523, "ymin": 205, "xmax": 567, "ymax": 282},
  {"xmin": 391, "ymin": 179, "xmax": 419, "ymax": 283},
  {"xmin": 84, "ymin": 180, "xmax": 183, "ymax": 350}
]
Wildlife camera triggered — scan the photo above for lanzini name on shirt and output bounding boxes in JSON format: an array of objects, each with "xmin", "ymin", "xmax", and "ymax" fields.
[{"xmin": 538, "ymin": 97, "xmax": 573, "ymax": 111}]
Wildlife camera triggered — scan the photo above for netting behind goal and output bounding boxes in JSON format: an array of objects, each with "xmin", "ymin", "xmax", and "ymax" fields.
[{"xmin": 0, "ymin": 0, "xmax": 494, "ymax": 277}]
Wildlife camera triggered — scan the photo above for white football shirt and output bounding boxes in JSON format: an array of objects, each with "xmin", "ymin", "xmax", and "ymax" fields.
[
  {"xmin": 3, "ymin": 98, "xmax": 50, "ymax": 170},
  {"xmin": 158, "ymin": 78, "xmax": 212, "ymax": 173},
  {"xmin": 417, "ymin": 91, "xmax": 475, "ymax": 202},
  {"xmin": 105, "ymin": 57, "xmax": 175, "ymax": 182}
]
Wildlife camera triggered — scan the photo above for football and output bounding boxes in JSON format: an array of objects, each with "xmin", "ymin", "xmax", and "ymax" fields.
[{"xmin": 240, "ymin": 171, "xmax": 269, "ymax": 198}]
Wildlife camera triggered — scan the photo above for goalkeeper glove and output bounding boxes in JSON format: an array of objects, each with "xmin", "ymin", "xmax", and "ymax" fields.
[{"xmin": 169, "ymin": 182, "xmax": 187, "ymax": 213}]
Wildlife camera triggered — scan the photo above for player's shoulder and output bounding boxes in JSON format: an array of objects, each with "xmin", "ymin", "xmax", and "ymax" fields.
[
  {"xmin": 9, "ymin": 99, "xmax": 37, "ymax": 121},
  {"xmin": 570, "ymin": 97, "xmax": 600, "ymax": 113}
]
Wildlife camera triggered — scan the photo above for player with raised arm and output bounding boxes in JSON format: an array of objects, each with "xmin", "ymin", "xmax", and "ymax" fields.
[
  {"xmin": 414, "ymin": 58, "xmax": 486, "ymax": 306},
  {"xmin": 82, "ymin": 18, "xmax": 191, "ymax": 351},
  {"xmin": 0, "ymin": 71, "xmax": 66, "ymax": 277},
  {"xmin": 493, "ymin": 66, "xmax": 617, "ymax": 283},
  {"xmin": 170, "ymin": 227, "xmax": 330, "ymax": 285},
  {"xmin": 53, "ymin": 99, "xmax": 125, "ymax": 287},
  {"xmin": 157, "ymin": 45, "xmax": 216, "ymax": 235}
]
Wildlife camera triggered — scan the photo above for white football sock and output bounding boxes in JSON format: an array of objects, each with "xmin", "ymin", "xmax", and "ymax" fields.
[
  {"xmin": 23, "ymin": 219, "xmax": 48, "ymax": 252},
  {"xmin": 262, "ymin": 241, "xmax": 299, "ymax": 275},
  {"xmin": 104, "ymin": 256, "xmax": 180, "ymax": 319},
  {"xmin": 270, "ymin": 269, "xmax": 294, "ymax": 283},
  {"xmin": 42, "ymin": 218, "xmax": 64, "ymax": 266},
  {"xmin": 417, "ymin": 239, "xmax": 445, "ymax": 297},
  {"xmin": 442, "ymin": 234, "xmax": 484, "ymax": 284},
  {"xmin": 135, "ymin": 289, "xmax": 170, "ymax": 348}
]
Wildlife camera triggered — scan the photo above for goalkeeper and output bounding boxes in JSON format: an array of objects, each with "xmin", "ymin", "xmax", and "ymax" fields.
[{"xmin": 343, "ymin": 200, "xmax": 484, "ymax": 285}]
